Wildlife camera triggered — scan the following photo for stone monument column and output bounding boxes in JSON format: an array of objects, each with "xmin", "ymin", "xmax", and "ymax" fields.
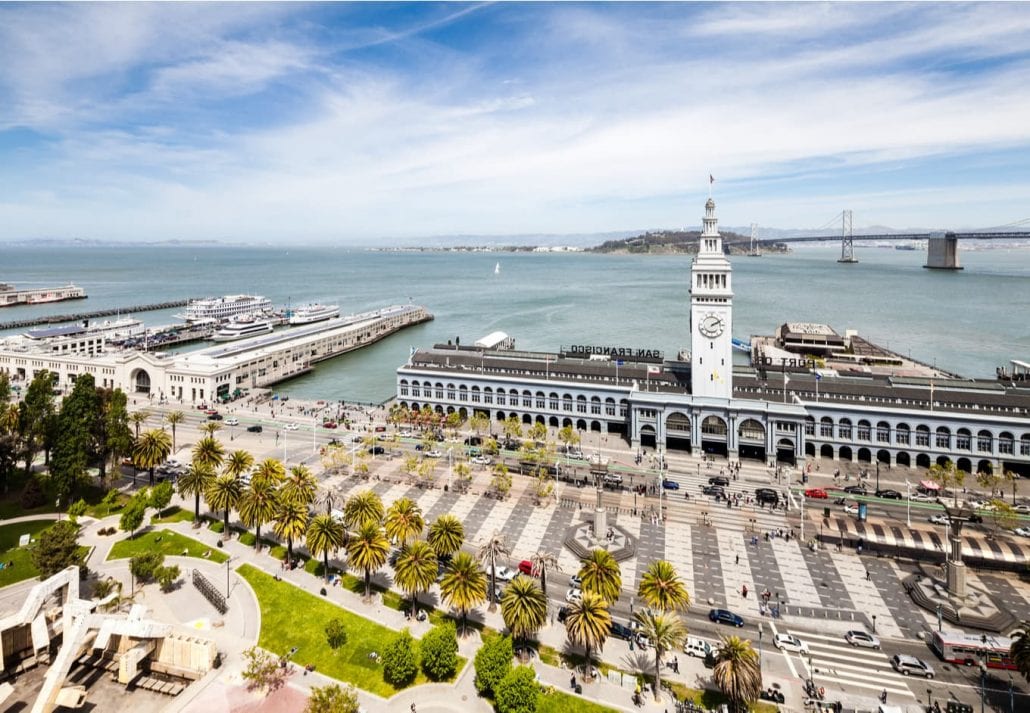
[
  {"xmin": 594, "ymin": 477, "xmax": 607, "ymax": 541},
  {"xmin": 945, "ymin": 512, "xmax": 967, "ymax": 598}
]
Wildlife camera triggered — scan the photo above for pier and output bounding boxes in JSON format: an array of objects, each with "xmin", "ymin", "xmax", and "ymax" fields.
[{"xmin": 0, "ymin": 300, "xmax": 191, "ymax": 331}]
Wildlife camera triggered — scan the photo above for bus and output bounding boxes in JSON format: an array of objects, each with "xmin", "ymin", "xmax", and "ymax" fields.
[{"xmin": 928, "ymin": 630, "xmax": 1016, "ymax": 670}]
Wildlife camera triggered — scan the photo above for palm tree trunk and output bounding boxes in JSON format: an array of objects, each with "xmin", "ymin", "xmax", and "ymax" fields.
[
  {"xmin": 654, "ymin": 650, "xmax": 661, "ymax": 700},
  {"xmin": 323, "ymin": 552, "xmax": 329, "ymax": 582},
  {"xmin": 223, "ymin": 507, "xmax": 229, "ymax": 535},
  {"xmin": 287, "ymin": 536, "xmax": 294, "ymax": 562},
  {"xmin": 364, "ymin": 569, "xmax": 371, "ymax": 598},
  {"xmin": 255, "ymin": 523, "xmax": 261, "ymax": 550},
  {"xmin": 541, "ymin": 569, "xmax": 548, "ymax": 599},
  {"xmin": 194, "ymin": 492, "xmax": 201, "ymax": 520},
  {"xmin": 149, "ymin": 466, "xmax": 155, "ymax": 485},
  {"xmin": 489, "ymin": 564, "xmax": 497, "ymax": 610}
]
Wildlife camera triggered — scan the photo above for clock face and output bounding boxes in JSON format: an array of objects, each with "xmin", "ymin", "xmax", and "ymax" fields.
[{"xmin": 699, "ymin": 312, "xmax": 724, "ymax": 338}]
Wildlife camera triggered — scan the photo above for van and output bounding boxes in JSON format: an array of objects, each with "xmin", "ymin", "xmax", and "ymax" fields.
[{"xmin": 684, "ymin": 636, "xmax": 713, "ymax": 659}]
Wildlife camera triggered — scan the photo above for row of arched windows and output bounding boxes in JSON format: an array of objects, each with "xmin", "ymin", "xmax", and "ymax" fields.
[
  {"xmin": 805, "ymin": 416, "xmax": 1029, "ymax": 455},
  {"xmin": 398, "ymin": 380, "xmax": 628, "ymax": 418}
]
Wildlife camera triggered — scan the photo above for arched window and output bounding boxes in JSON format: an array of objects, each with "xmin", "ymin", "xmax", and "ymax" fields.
[
  {"xmin": 605, "ymin": 397, "xmax": 616, "ymax": 416},
  {"xmin": 935, "ymin": 426, "xmax": 950, "ymax": 449},
  {"xmin": 549, "ymin": 392, "xmax": 559, "ymax": 410},
  {"xmin": 856, "ymin": 420, "xmax": 871, "ymax": 441},
  {"xmin": 838, "ymin": 418, "xmax": 853, "ymax": 440},
  {"xmin": 976, "ymin": 429, "xmax": 993, "ymax": 453},
  {"xmin": 590, "ymin": 396, "xmax": 601, "ymax": 415},
  {"xmin": 998, "ymin": 432, "xmax": 1014, "ymax": 455},
  {"xmin": 915, "ymin": 425, "xmax": 930, "ymax": 447},
  {"xmin": 895, "ymin": 423, "xmax": 910, "ymax": 445},
  {"xmin": 956, "ymin": 428, "xmax": 971, "ymax": 450},
  {"xmin": 820, "ymin": 417, "xmax": 834, "ymax": 438},
  {"xmin": 876, "ymin": 421, "xmax": 891, "ymax": 443},
  {"xmin": 576, "ymin": 395, "xmax": 587, "ymax": 414},
  {"xmin": 804, "ymin": 416, "xmax": 815, "ymax": 436},
  {"xmin": 562, "ymin": 394, "xmax": 573, "ymax": 412}
]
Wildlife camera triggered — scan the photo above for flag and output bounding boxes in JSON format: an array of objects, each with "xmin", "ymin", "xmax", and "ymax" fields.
[
  {"xmin": 815, "ymin": 373, "xmax": 821, "ymax": 381},
  {"xmin": 709, "ymin": 174, "xmax": 715, "ymax": 184},
  {"xmin": 616, "ymin": 359, "xmax": 625, "ymax": 366},
  {"xmin": 784, "ymin": 374, "xmax": 790, "ymax": 385},
  {"xmin": 647, "ymin": 365, "xmax": 661, "ymax": 375}
]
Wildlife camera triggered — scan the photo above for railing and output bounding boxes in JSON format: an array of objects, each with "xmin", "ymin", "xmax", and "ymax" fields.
[{"xmin": 192, "ymin": 568, "xmax": 228, "ymax": 614}]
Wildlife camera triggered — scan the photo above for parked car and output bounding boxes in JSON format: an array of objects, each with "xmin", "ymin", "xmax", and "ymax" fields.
[
  {"xmin": 495, "ymin": 566, "xmax": 517, "ymax": 583},
  {"xmin": 569, "ymin": 574, "xmax": 583, "ymax": 588},
  {"xmin": 684, "ymin": 636, "xmax": 714, "ymax": 659},
  {"xmin": 709, "ymin": 476, "xmax": 730, "ymax": 487},
  {"xmin": 662, "ymin": 479, "xmax": 680, "ymax": 490},
  {"xmin": 708, "ymin": 609, "xmax": 744, "ymax": 627},
  {"xmin": 557, "ymin": 606, "xmax": 569, "ymax": 623},
  {"xmin": 224, "ymin": 417, "xmax": 239, "ymax": 426},
  {"xmin": 602, "ymin": 473, "xmax": 624, "ymax": 486},
  {"xmin": 471, "ymin": 455, "xmax": 492, "ymax": 465},
  {"xmin": 843, "ymin": 503, "xmax": 859, "ymax": 515},
  {"xmin": 875, "ymin": 489, "xmax": 902, "ymax": 500},
  {"xmin": 804, "ymin": 488, "xmax": 828, "ymax": 499},
  {"xmin": 773, "ymin": 633, "xmax": 809, "ymax": 654},
  {"xmin": 322, "ymin": 421, "xmax": 338, "ymax": 429},
  {"xmin": 565, "ymin": 588, "xmax": 583, "ymax": 603},
  {"xmin": 284, "ymin": 423, "xmax": 300, "ymax": 431},
  {"xmin": 843, "ymin": 485, "xmax": 867, "ymax": 495},
  {"xmin": 909, "ymin": 492, "xmax": 935, "ymax": 502},
  {"xmin": 1013, "ymin": 527, "xmax": 1030, "ymax": 537},
  {"xmin": 246, "ymin": 424, "xmax": 263, "ymax": 433},
  {"xmin": 844, "ymin": 630, "xmax": 880, "ymax": 649},
  {"xmin": 1012, "ymin": 503, "xmax": 1030, "ymax": 514},
  {"xmin": 891, "ymin": 654, "xmax": 934, "ymax": 678},
  {"xmin": 610, "ymin": 621, "xmax": 634, "ymax": 641}
]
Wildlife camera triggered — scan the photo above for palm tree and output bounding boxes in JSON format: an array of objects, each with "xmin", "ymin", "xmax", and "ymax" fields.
[
  {"xmin": 205, "ymin": 472, "xmax": 243, "ymax": 535},
  {"xmin": 530, "ymin": 550, "xmax": 561, "ymax": 600},
  {"xmin": 477, "ymin": 531, "xmax": 511, "ymax": 611},
  {"xmin": 347, "ymin": 521, "xmax": 390, "ymax": 600},
  {"xmin": 192, "ymin": 436, "xmax": 226, "ymax": 474},
  {"xmin": 133, "ymin": 428, "xmax": 172, "ymax": 485},
  {"xmin": 222, "ymin": 449, "xmax": 253, "ymax": 479},
  {"xmin": 164, "ymin": 410, "xmax": 185, "ymax": 452},
  {"xmin": 635, "ymin": 610, "xmax": 687, "ymax": 701},
  {"xmin": 500, "ymin": 575, "xmax": 547, "ymax": 653},
  {"xmin": 252, "ymin": 457, "xmax": 286, "ymax": 487},
  {"xmin": 440, "ymin": 551, "xmax": 486, "ymax": 633},
  {"xmin": 1011, "ymin": 620, "xmax": 1030, "ymax": 683},
  {"xmin": 579, "ymin": 548, "xmax": 622, "ymax": 605},
  {"xmin": 564, "ymin": 590, "xmax": 611, "ymax": 680},
  {"xmin": 638, "ymin": 560, "xmax": 691, "ymax": 613},
  {"xmin": 344, "ymin": 489, "xmax": 384, "ymax": 530},
  {"xmin": 281, "ymin": 464, "xmax": 317, "ymax": 506},
  {"xmin": 178, "ymin": 463, "xmax": 215, "ymax": 520},
  {"xmin": 385, "ymin": 497, "xmax": 424, "ymax": 546},
  {"xmin": 713, "ymin": 635, "xmax": 762, "ymax": 713},
  {"xmin": 273, "ymin": 497, "xmax": 308, "ymax": 563},
  {"xmin": 129, "ymin": 410, "xmax": 150, "ymax": 439},
  {"xmin": 427, "ymin": 514, "xmax": 464, "ymax": 559},
  {"xmin": 306, "ymin": 513, "xmax": 346, "ymax": 582},
  {"xmin": 393, "ymin": 540, "xmax": 437, "ymax": 612},
  {"xmin": 200, "ymin": 421, "xmax": 223, "ymax": 437},
  {"xmin": 239, "ymin": 475, "xmax": 279, "ymax": 550}
]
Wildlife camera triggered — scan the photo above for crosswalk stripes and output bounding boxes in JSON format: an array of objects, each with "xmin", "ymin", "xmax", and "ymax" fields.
[
  {"xmin": 770, "ymin": 538, "xmax": 823, "ymax": 607},
  {"xmin": 775, "ymin": 627, "xmax": 916, "ymax": 699},
  {"xmin": 660, "ymin": 518, "xmax": 693, "ymax": 598},
  {"xmin": 511, "ymin": 503, "xmax": 558, "ymax": 561},
  {"xmin": 717, "ymin": 528, "xmax": 755, "ymax": 609},
  {"xmin": 828, "ymin": 550, "xmax": 904, "ymax": 639}
]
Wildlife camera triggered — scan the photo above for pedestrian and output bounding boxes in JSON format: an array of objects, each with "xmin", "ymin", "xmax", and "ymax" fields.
[
  {"xmin": 742, "ymin": 584, "xmax": 748, "ymax": 598},
  {"xmin": 735, "ymin": 554, "xmax": 739, "ymax": 565},
  {"xmin": 411, "ymin": 704, "xmax": 418, "ymax": 712},
  {"xmin": 880, "ymin": 689, "xmax": 887, "ymax": 704},
  {"xmin": 866, "ymin": 569, "xmax": 870, "ymax": 580}
]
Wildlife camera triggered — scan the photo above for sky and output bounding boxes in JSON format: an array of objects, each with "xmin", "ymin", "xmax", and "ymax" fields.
[{"xmin": 2, "ymin": 1, "xmax": 1030, "ymax": 244}]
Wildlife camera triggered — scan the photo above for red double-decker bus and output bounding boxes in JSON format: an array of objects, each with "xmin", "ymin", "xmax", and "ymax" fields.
[{"xmin": 929, "ymin": 631, "xmax": 1016, "ymax": 671}]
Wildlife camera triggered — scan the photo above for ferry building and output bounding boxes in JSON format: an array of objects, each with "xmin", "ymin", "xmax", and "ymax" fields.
[{"xmin": 397, "ymin": 198, "xmax": 1030, "ymax": 477}]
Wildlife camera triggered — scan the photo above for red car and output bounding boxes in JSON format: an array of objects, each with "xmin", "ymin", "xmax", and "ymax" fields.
[
  {"xmin": 518, "ymin": 560, "xmax": 534, "ymax": 576},
  {"xmin": 204, "ymin": 409, "xmax": 219, "ymax": 416},
  {"xmin": 804, "ymin": 488, "xmax": 828, "ymax": 499},
  {"xmin": 323, "ymin": 421, "xmax": 338, "ymax": 429}
]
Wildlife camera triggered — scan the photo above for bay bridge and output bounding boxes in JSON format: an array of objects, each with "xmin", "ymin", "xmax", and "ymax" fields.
[{"xmin": 751, "ymin": 210, "xmax": 1030, "ymax": 269}]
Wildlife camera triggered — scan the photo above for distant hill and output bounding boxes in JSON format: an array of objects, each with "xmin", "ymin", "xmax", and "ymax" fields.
[{"xmin": 589, "ymin": 229, "xmax": 788, "ymax": 255}]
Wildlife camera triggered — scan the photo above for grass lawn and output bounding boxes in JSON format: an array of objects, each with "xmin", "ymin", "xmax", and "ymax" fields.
[
  {"xmin": 86, "ymin": 492, "xmax": 131, "ymax": 519},
  {"xmin": 537, "ymin": 690, "xmax": 618, "ymax": 713},
  {"xmin": 238, "ymin": 564, "xmax": 464, "ymax": 695},
  {"xmin": 152, "ymin": 506, "xmax": 195, "ymax": 524},
  {"xmin": 107, "ymin": 529, "xmax": 228, "ymax": 564},
  {"xmin": 0, "ymin": 519, "xmax": 54, "ymax": 587}
]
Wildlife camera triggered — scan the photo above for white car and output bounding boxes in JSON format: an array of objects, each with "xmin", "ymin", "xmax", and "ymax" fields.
[
  {"xmin": 565, "ymin": 588, "xmax": 583, "ymax": 603},
  {"xmin": 284, "ymin": 423, "xmax": 300, "ymax": 431},
  {"xmin": 844, "ymin": 630, "xmax": 881, "ymax": 649},
  {"xmin": 569, "ymin": 574, "xmax": 583, "ymax": 588},
  {"xmin": 224, "ymin": 417, "xmax": 240, "ymax": 426},
  {"xmin": 773, "ymin": 633, "xmax": 809, "ymax": 654},
  {"xmin": 399, "ymin": 430, "xmax": 413, "ymax": 438},
  {"xmin": 1013, "ymin": 503, "xmax": 1030, "ymax": 515},
  {"xmin": 1013, "ymin": 527, "xmax": 1030, "ymax": 537},
  {"xmin": 495, "ymin": 566, "xmax": 517, "ymax": 583},
  {"xmin": 929, "ymin": 514, "xmax": 950, "ymax": 525},
  {"xmin": 843, "ymin": 504, "xmax": 859, "ymax": 515},
  {"xmin": 471, "ymin": 455, "xmax": 493, "ymax": 465},
  {"xmin": 425, "ymin": 449, "xmax": 443, "ymax": 458},
  {"xmin": 908, "ymin": 492, "xmax": 934, "ymax": 502}
]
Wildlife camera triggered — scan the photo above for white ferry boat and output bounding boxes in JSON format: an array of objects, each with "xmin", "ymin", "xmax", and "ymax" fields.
[
  {"xmin": 180, "ymin": 294, "xmax": 272, "ymax": 322},
  {"xmin": 288, "ymin": 304, "xmax": 340, "ymax": 325},
  {"xmin": 211, "ymin": 316, "xmax": 275, "ymax": 342}
]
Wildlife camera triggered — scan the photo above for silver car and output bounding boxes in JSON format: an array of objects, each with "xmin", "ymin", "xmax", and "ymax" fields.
[
  {"xmin": 891, "ymin": 654, "xmax": 935, "ymax": 678},
  {"xmin": 844, "ymin": 629, "xmax": 880, "ymax": 649}
]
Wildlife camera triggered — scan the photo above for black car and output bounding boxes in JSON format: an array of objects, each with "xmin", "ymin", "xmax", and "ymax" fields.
[
  {"xmin": 709, "ymin": 608, "xmax": 744, "ymax": 627},
  {"xmin": 875, "ymin": 489, "xmax": 902, "ymax": 500},
  {"xmin": 557, "ymin": 606, "xmax": 569, "ymax": 623},
  {"xmin": 464, "ymin": 436, "xmax": 482, "ymax": 446},
  {"xmin": 967, "ymin": 513, "xmax": 984, "ymax": 524},
  {"xmin": 702, "ymin": 485, "xmax": 725, "ymax": 497},
  {"xmin": 368, "ymin": 446, "xmax": 386, "ymax": 455},
  {"xmin": 207, "ymin": 413, "xmax": 224, "ymax": 421},
  {"xmin": 246, "ymin": 424, "xmax": 263, "ymax": 433},
  {"xmin": 755, "ymin": 488, "xmax": 779, "ymax": 505},
  {"xmin": 843, "ymin": 485, "xmax": 867, "ymax": 496},
  {"xmin": 610, "ymin": 621, "xmax": 634, "ymax": 641},
  {"xmin": 709, "ymin": 476, "xmax": 730, "ymax": 486}
]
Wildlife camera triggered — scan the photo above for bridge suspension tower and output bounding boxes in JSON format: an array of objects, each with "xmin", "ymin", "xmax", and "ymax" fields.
[
  {"xmin": 748, "ymin": 223, "xmax": 761, "ymax": 256},
  {"xmin": 838, "ymin": 209, "xmax": 857, "ymax": 263}
]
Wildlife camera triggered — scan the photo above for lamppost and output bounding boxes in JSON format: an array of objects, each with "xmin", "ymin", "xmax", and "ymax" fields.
[
  {"xmin": 876, "ymin": 460, "xmax": 880, "ymax": 493},
  {"xmin": 800, "ymin": 492, "xmax": 806, "ymax": 541},
  {"xmin": 979, "ymin": 634, "xmax": 988, "ymax": 713},
  {"xmin": 226, "ymin": 556, "xmax": 233, "ymax": 598},
  {"xmin": 937, "ymin": 603, "xmax": 943, "ymax": 632},
  {"xmin": 927, "ymin": 688, "xmax": 932, "ymax": 711},
  {"xmin": 872, "ymin": 614, "xmax": 877, "ymax": 633},
  {"xmin": 906, "ymin": 479, "xmax": 912, "ymax": 527},
  {"xmin": 758, "ymin": 622, "xmax": 763, "ymax": 670},
  {"xmin": 447, "ymin": 447, "xmax": 453, "ymax": 490}
]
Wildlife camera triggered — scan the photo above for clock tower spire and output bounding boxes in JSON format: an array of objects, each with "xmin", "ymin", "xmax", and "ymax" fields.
[{"xmin": 690, "ymin": 195, "xmax": 734, "ymax": 399}]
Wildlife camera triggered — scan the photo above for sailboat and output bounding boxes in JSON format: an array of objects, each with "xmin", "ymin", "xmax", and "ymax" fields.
[{"xmin": 494, "ymin": 262, "xmax": 500, "ymax": 275}]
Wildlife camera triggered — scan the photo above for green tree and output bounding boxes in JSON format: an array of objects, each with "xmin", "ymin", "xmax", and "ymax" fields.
[
  {"xmin": 282, "ymin": 464, "xmax": 317, "ymax": 506},
  {"xmin": 440, "ymin": 550, "xmax": 487, "ymax": 632},
  {"xmin": 19, "ymin": 370, "xmax": 57, "ymax": 476},
  {"xmin": 477, "ymin": 531, "xmax": 511, "ymax": 611},
  {"xmin": 385, "ymin": 497, "xmax": 424, "ymax": 546},
  {"xmin": 239, "ymin": 474, "xmax": 280, "ymax": 550},
  {"xmin": 304, "ymin": 683, "xmax": 360, "ymax": 713},
  {"xmin": 393, "ymin": 540, "xmax": 437, "ymax": 611},
  {"xmin": 579, "ymin": 548, "xmax": 622, "ymax": 605},
  {"xmin": 50, "ymin": 373, "xmax": 100, "ymax": 500},
  {"xmin": 130, "ymin": 550, "xmax": 165, "ymax": 589},
  {"xmin": 713, "ymin": 635, "xmax": 762, "ymax": 713},
  {"xmin": 1011, "ymin": 620, "xmax": 1030, "ymax": 684},
  {"xmin": 29, "ymin": 519, "xmax": 81, "ymax": 578},
  {"xmin": 987, "ymin": 499, "xmax": 1019, "ymax": 538},
  {"xmin": 474, "ymin": 633, "xmax": 513, "ymax": 697},
  {"xmin": 133, "ymin": 428, "xmax": 172, "ymax": 486},
  {"xmin": 494, "ymin": 665, "xmax": 539, "ymax": 713},
  {"xmin": 241, "ymin": 645, "xmax": 289, "ymax": 693},
  {"xmin": 636, "ymin": 610, "xmax": 687, "ymax": 700},
  {"xmin": 221, "ymin": 448, "xmax": 252, "ymax": 479},
  {"xmin": 529, "ymin": 551, "xmax": 560, "ymax": 600},
  {"xmin": 420, "ymin": 621, "xmax": 459, "ymax": 681},
  {"xmin": 344, "ymin": 489, "xmax": 384, "ymax": 530},
  {"xmin": 929, "ymin": 461, "xmax": 966, "ymax": 507},
  {"xmin": 490, "ymin": 463, "xmax": 512, "ymax": 499},
  {"xmin": 500, "ymin": 575, "xmax": 547, "ymax": 650},
  {"xmin": 178, "ymin": 463, "xmax": 215, "ymax": 520},
  {"xmin": 205, "ymin": 472, "xmax": 243, "ymax": 534},
  {"xmin": 66, "ymin": 498, "xmax": 88, "ymax": 523},
  {"xmin": 346, "ymin": 520, "xmax": 390, "ymax": 599},
  {"xmin": 469, "ymin": 412, "xmax": 490, "ymax": 437},
  {"xmin": 306, "ymin": 513, "xmax": 346, "ymax": 582},
  {"xmin": 453, "ymin": 461, "xmax": 472, "ymax": 492},
  {"xmin": 164, "ymin": 410, "xmax": 185, "ymax": 452},
  {"xmin": 381, "ymin": 628, "xmax": 419, "ymax": 687},
  {"xmin": 528, "ymin": 422, "xmax": 547, "ymax": 443},
  {"xmin": 638, "ymin": 559, "xmax": 691, "ymax": 613},
  {"xmin": 157, "ymin": 564, "xmax": 181, "ymax": 591},
  {"xmin": 149, "ymin": 480, "xmax": 174, "ymax": 517},
  {"xmin": 564, "ymin": 591, "xmax": 611, "ymax": 679},
  {"xmin": 502, "ymin": 416, "xmax": 523, "ymax": 443},
  {"xmin": 0, "ymin": 402, "xmax": 20, "ymax": 494},
  {"xmin": 557, "ymin": 425, "xmax": 580, "ymax": 452},
  {"xmin": 129, "ymin": 409, "xmax": 150, "ymax": 439},
  {"xmin": 274, "ymin": 497, "xmax": 309, "ymax": 563},
  {"xmin": 119, "ymin": 491, "xmax": 149, "ymax": 536},
  {"xmin": 427, "ymin": 514, "xmax": 464, "ymax": 559},
  {"xmin": 325, "ymin": 619, "xmax": 348, "ymax": 649}
]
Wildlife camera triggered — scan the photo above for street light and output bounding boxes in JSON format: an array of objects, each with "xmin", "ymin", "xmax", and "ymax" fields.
[
  {"xmin": 906, "ymin": 479, "xmax": 912, "ymax": 527},
  {"xmin": 800, "ymin": 492, "xmax": 806, "ymax": 541},
  {"xmin": 226, "ymin": 556, "xmax": 233, "ymax": 598},
  {"xmin": 758, "ymin": 623, "xmax": 763, "ymax": 670},
  {"xmin": 876, "ymin": 460, "xmax": 881, "ymax": 493},
  {"xmin": 980, "ymin": 634, "xmax": 988, "ymax": 713},
  {"xmin": 872, "ymin": 614, "xmax": 877, "ymax": 633}
]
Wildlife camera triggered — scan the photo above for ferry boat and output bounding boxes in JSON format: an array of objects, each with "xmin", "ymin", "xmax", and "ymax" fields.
[
  {"xmin": 288, "ymin": 303, "xmax": 340, "ymax": 325},
  {"xmin": 180, "ymin": 294, "xmax": 272, "ymax": 322},
  {"xmin": 211, "ymin": 316, "xmax": 275, "ymax": 342}
]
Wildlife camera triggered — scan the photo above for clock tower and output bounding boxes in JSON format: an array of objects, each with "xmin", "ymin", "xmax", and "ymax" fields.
[{"xmin": 690, "ymin": 197, "xmax": 734, "ymax": 399}]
